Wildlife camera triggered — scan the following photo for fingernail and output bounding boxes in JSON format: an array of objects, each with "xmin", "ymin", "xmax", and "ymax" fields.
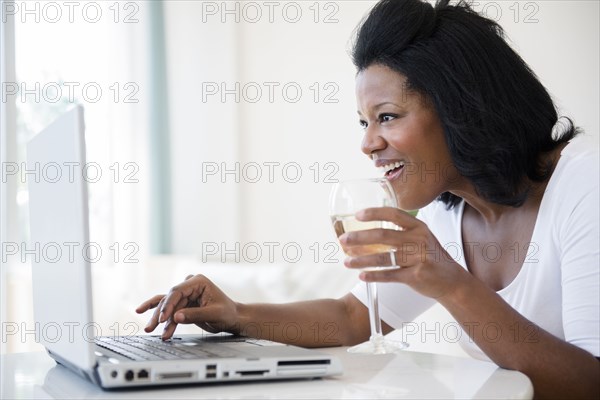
[
  {"xmin": 159, "ymin": 312, "xmax": 165, "ymax": 323},
  {"xmin": 355, "ymin": 210, "xmax": 365, "ymax": 220},
  {"xmin": 344, "ymin": 257, "xmax": 352, "ymax": 267},
  {"xmin": 175, "ymin": 312, "xmax": 184, "ymax": 323}
]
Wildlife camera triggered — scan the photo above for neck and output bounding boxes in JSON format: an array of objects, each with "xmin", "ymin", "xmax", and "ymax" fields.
[
  {"xmin": 451, "ymin": 183, "xmax": 516, "ymax": 224},
  {"xmin": 448, "ymin": 144, "xmax": 565, "ymax": 224}
]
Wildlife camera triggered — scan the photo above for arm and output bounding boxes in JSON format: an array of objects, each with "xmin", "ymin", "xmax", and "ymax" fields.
[
  {"xmin": 440, "ymin": 271, "xmax": 599, "ymax": 399},
  {"xmin": 136, "ymin": 274, "xmax": 389, "ymax": 347},
  {"xmin": 235, "ymin": 293, "xmax": 392, "ymax": 347}
]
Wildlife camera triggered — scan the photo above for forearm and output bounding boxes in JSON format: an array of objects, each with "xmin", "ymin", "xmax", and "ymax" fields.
[
  {"xmin": 439, "ymin": 273, "xmax": 600, "ymax": 399},
  {"xmin": 233, "ymin": 297, "xmax": 363, "ymax": 348}
]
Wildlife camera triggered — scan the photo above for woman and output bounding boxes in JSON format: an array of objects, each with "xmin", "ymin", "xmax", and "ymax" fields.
[{"xmin": 137, "ymin": 0, "xmax": 599, "ymax": 397}]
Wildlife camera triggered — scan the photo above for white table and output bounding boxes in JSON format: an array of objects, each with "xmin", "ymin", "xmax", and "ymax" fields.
[{"xmin": 1, "ymin": 347, "xmax": 533, "ymax": 399}]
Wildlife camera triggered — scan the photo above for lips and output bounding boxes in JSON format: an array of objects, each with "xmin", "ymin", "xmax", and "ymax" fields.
[
  {"xmin": 376, "ymin": 160, "xmax": 405, "ymax": 180},
  {"xmin": 379, "ymin": 161, "xmax": 404, "ymax": 174},
  {"xmin": 385, "ymin": 164, "xmax": 404, "ymax": 181}
]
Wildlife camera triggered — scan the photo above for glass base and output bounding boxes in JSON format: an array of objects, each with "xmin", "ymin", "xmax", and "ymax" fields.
[{"xmin": 347, "ymin": 337, "xmax": 409, "ymax": 354}]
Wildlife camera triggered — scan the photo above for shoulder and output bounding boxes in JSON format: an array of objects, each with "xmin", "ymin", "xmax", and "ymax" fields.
[
  {"xmin": 551, "ymin": 135, "xmax": 599, "ymax": 191},
  {"xmin": 542, "ymin": 135, "xmax": 599, "ymax": 252},
  {"xmin": 416, "ymin": 198, "xmax": 450, "ymax": 225},
  {"xmin": 545, "ymin": 135, "xmax": 599, "ymax": 214},
  {"xmin": 416, "ymin": 197, "xmax": 463, "ymax": 242}
]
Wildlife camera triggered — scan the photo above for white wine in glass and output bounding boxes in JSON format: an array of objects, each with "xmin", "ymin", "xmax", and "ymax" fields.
[
  {"xmin": 331, "ymin": 214, "xmax": 397, "ymax": 271},
  {"xmin": 329, "ymin": 178, "xmax": 408, "ymax": 354}
]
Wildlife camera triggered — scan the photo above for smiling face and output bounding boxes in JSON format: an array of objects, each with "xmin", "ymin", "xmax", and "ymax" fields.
[{"xmin": 356, "ymin": 64, "xmax": 461, "ymax": 210}]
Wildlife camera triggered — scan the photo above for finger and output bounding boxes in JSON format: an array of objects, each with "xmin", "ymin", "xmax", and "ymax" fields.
[
  {"xmin": 159, "ymin": 278, "xmax": 206, "ymax": 323},
  {"xmin": 158, "ymin": 280, "xmax": 193, "ymax": 322},
  {"xmin": 159, "ymin": 292, "xmax": 184, "ymax": 323},
  {"xmin": 173, "ymin": 305, "xmax": 224, "ymax": 325},
  {"xmin": 356, "ymin": 207, "xmax": 420, "ymax": 230},
  {"xmin": 344, "ymin": 251, "xmax": 397, "ymax": 269},
  {"xmin": 135, "ymin": 294, "xmax": 165, "ymax": 313},
  {"xmin": 161, "ymin": 296, "xmax": 190, "ymax": 340},
  {"xmin": 339, "ymin": 227, "xmax": 406, "ymax": 248},
  {"xmin": 145, "ymin": 297, "xmax": 166, "ymax": 333},
  {"xmin": 197, "ymin": 323, "xmax": 220, "ymax": 334},
  {"xmin": 160, "ymin": 318, "xmax": 177, "ymax": 341},
  {"xmin": 359, "ymin": 266, "xmax": 412, "ymax": 283}
]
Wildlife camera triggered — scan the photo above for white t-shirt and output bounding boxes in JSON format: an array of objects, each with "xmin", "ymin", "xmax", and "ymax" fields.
[{"xmin": 351, "ymin": 135, "xmax": 600, "ymax": 360}]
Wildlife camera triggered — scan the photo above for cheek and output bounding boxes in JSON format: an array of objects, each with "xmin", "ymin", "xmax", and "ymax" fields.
[
  {"xmin": 387, "ymin": 116, "xmax": 451, "ymax": 208},
  {"xmin": 386, "ymin": 115, "xmax": 434, "ymax": 156},
  {"xmin": 403, "ymin": 161, "xmax": 459, "ymax": 209},
  {"xmin": 386, "ymin": 123, "xmax": 418, "ymax": 150},
  {"xmin": 391, "ymin": 173, "xmax": 439, "ymax": 210},
  {"xmin": 393, "ymin": 151, "xmax": 451, "ymax": 209}
]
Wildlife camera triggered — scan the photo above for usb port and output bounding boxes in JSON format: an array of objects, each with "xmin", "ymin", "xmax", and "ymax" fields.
[{"xmin": 206, "ymin": 364, "xmax": 217, "ymax": 378}]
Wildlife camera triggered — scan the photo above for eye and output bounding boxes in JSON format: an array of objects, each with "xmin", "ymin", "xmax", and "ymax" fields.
[
  {"xmin": 379, "ymin": 113, "xmax": 398, "ymax": 123},
  {"xmin": 359, "ymin": 119, "xmax": 368, "ymax": 129}
]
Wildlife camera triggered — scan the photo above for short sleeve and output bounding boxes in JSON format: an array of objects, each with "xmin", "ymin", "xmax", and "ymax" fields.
[
  {"xmin": 351, "ymin": 281, "xmax": 436, "ymax": 329},
  {"xmin": 559, "ymin": 173, "xmax": 600, "ymax": 357},
  {"xmin": 416, "ymin": 200, "xmax": 435, "ymax": 225}
]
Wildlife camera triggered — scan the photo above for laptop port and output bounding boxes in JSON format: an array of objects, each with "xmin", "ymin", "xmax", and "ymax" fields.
[
  {"xmin": 237, "ymin": 370, "xmax": 269, "ymax": 376},
  {"xmin": 157, "ymin": 372, "xmax": 195, "ymax": 380},
  {"xmin": 206, "ymin": 364, "xmax": 217, "ymax": 378},
  {"xmin": 125, "ymin": 370, "xmax": 134, "ymax": 381},
  {"xmin": 137, "ymin": 369, "xmax": 149, "ymax": 379}
]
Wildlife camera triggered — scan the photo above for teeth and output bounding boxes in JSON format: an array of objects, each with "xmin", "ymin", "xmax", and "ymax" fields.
[{"xmin": 379, "ymin": 161, "xmax": 404, "ymax": 174}]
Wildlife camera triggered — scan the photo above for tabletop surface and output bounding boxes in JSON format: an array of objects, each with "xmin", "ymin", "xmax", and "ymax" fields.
[{"xmin": 1, "ymin": 347, "xmax": 533, "ymax": 399}]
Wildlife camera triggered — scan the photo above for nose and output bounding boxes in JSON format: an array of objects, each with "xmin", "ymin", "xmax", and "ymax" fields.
[{"xmin": 361, "ymin": 126, "xmax": 386, "ymax": 157}]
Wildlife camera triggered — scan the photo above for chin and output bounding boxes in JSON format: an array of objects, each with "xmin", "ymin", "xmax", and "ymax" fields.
[
  {"xmin": 396, "ymin": 192, "xmax": 437, "ymax": 212},
  {"xmin": 396, "ymin": 197, "xmax": 417, "ymax": 212}
]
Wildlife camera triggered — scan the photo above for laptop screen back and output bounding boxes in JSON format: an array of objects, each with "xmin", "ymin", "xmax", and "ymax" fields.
[{"xmin": 27, "ymin": 105, "xmax": 96, "ymax": 370}]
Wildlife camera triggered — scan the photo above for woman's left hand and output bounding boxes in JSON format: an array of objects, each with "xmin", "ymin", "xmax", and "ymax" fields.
[{"xmin": 339, "ymin": 207, "xmax": 469, "ymax": 300}]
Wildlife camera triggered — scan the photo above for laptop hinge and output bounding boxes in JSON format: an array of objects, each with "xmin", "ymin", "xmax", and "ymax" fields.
[{"xmin": 47, "ymin": 349, "xmax": 101, "ymax": 385}]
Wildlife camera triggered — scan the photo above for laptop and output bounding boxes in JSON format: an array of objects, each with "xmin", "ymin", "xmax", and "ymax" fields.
[{"xmin": 26, "ymin": 105, "xmax": 342, "ymax": 389}]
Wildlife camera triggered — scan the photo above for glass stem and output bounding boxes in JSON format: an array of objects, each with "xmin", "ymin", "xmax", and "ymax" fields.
[{"xmin": 366, "ymin": 281, "xmax": 383, "ymax": 342}]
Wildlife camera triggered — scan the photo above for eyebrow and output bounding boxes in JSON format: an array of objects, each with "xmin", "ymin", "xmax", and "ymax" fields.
[{"xmin": 357, "ymin": 101, "xmax": 401, "ymax": 115}]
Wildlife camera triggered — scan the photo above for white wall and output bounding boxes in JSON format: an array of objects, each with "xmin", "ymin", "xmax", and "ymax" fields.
[
  {"xmin": 472, "ymin": 0, "xmax": 599, "ymax": 136},
  {"xmin": 164, "ymin": 1, "xmax": 377, "ymax": 273},
  {"xmin": 164, "ymin": 2, "xmax": 241, "ymax": 250},
  {"xmin": 164, "ymin": 0, "xmax": 599, "ymax": 258}
]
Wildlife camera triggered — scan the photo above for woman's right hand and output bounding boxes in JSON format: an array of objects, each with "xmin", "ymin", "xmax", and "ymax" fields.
[{"xmin": 135, "ymin": 274, "xmax": 240, "ymax": 340}]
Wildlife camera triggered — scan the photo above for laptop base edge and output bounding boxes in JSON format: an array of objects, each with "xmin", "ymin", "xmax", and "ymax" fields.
[{"xmin": 47, "ymin": 349, "xmax": 103, "ymax": 386}]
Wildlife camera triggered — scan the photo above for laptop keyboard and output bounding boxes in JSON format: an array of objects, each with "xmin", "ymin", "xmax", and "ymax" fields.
[{"xmin": 95, "ymin": 336, "xmax": 238, "ymax": 361}]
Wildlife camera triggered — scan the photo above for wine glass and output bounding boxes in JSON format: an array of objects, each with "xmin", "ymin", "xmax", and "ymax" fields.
[{"xmin": 329, "ymin": 178, "xmax": 409, "ymax": 354}]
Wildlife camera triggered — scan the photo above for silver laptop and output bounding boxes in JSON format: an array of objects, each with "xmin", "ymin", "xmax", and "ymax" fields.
[{"xmin": 27, "ymin": 105, "xmax": 342, "ymax": 389}]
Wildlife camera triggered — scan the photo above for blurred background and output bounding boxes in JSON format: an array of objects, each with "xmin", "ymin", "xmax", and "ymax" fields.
[{"xmin": 1, "ymin": 0, "xmax": 598, "ymax": 354}]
